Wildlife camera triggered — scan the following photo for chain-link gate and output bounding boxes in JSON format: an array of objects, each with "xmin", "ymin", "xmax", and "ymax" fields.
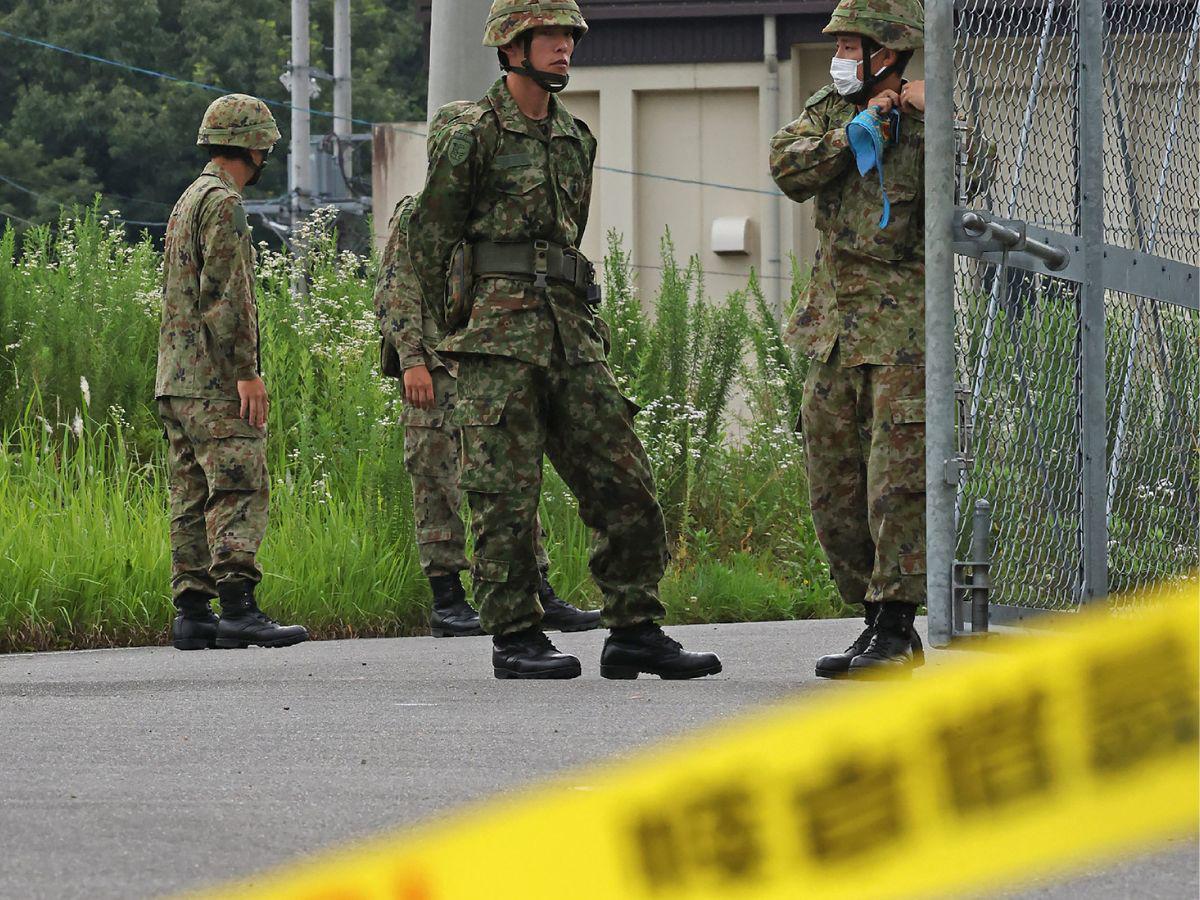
[{"xmin": 926, "ymin": 0, "xmax": 1200, "ymax": 645}]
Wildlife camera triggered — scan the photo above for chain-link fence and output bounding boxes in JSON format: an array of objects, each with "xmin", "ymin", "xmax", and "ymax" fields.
[{"xmin": 926, "ymin": 0, "xmax": 1199, "ymax": 643}]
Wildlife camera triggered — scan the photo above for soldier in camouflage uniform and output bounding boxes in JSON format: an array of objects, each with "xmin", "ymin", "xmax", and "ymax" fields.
[
  {"xmin": 770, "ymin": 0, "xmax": 927, "ymax": 677},
  {"xmin": 374, "ymin": 107, "xmax": 600, "ymax": 637},
  {"xmin": 156, "ymin": 94, "xmax": 307, "ymax": 650},
  {"xmin": 406, "ymin": 0, "xmax": 721, "ymax": 679}
]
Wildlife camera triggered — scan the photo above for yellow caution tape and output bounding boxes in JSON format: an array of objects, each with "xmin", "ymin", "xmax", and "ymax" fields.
[{"xmin": 195, "ymin": 583, "xmax": 1199, "ymax": 900}]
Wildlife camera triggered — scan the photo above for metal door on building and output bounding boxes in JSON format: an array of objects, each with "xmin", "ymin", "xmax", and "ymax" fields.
[{"xmin": 925, "ymin": 0, "xmax": 1199, "ymax": 646}]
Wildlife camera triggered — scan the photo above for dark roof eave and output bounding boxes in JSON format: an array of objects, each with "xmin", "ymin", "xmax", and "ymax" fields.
[{"xmin": 415, "ymin": 1, "xmax": 835, "ymax": 22}]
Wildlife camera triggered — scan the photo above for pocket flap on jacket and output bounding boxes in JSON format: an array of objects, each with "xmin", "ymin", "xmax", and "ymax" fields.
[{"xmin": 891, "ymin": 398, "xmax": 925, "ymax": 424}]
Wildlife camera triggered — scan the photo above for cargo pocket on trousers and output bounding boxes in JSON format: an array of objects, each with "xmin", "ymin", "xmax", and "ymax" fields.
[
  {"xmin": 475, "ymin": 556, "xmax": 509, "ymax": 583},
  {"xmin": 454, "ymin": 396, "xmax": 513, "ymax": 492},
  {"xmin": 888, "ymin": 397, "xmax": 926, "ymax": 493},
  {"xmin": 402, "ymin": 406, "xmax": 449, "ymax": 477},
  {"xmin": 198, "ymin": 421, "xmax": 267, "ymax": 492}
]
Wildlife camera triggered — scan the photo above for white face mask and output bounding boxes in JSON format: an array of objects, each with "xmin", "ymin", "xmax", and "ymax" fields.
[
  {"xmin": 830, "ymin": 56, "xmax": 863, "ymax": 96},
  {"xmin": 830, "ymin": 50, "xmax": 885, "ymax": 97}
]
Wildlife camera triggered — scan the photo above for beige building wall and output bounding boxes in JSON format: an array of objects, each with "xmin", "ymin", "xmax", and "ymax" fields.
[
  {"xmin": 371, "ymin": 123, "xmax": 426, "ymax": 250},
  {"xmin": 371, "ymin": 44, "xmax": 934, "ymax": 307},
  {"xmin": 564, "ymin": 59, "xmax": 796, "ymax": 309}
]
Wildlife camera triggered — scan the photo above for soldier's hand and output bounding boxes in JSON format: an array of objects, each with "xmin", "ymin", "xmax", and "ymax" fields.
[
  {"xmin": 867, "ymin": 89, "xmax": 901, "ymax": 117},
  {"xmin": 237, "ymin": 377, "xmax": 269, "ymax": 430},
  {"xmin": 900, "ymin": 80, "xmax": 925, "ymax": 114},
  {"xmin": 403, "ymin": 364, "xmax": 435, "ymax": 410}
]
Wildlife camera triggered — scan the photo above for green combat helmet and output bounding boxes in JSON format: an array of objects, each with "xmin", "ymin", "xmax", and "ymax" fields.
[
  {"xmin": 196, "ymin": 93, "xmax": 281, "ymax": 149},
  {"xmin": 822, "ymin": 0, "xmax": 924, "ymax": 51},
  {"xmin": 483, "ymin": 0, "xmax": 588, "ymax": 92}
]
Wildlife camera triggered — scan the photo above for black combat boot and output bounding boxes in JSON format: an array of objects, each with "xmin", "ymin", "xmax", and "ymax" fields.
[
  {"xmin": 215, "ymin": 580, "xmax": 309, "ymax": 649},
  {"xmin": 847, "ymin": 602, "xmax": 925, "ymax": 677},
  {"xmin": 815, "ymin": 601, "xmax": 879, "ymax": 678},
  {"xmin": 537, "ymin": 572, "xmax": 602, "ymax": 633},
  {"xmin": 429, "ymin": 573, "xmax": 484, "ymax": 638},
  {"xmin": 492, "ymin": 628, "xmax": 581, "ymax": 679},
  {"xmin": 600, "ymin": 622, "xmax": 722, "ymax": 680},
  {"xmin": 172, "ymin": 590, "xmax": 219, "ymax": 651}
]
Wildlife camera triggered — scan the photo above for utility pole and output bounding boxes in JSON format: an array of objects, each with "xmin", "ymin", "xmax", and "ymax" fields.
[
  {"xmin": 427, "ymin": 0, "xmax": 497, "ymax": 120},
  {"xmin": 290, "ymin": 0, "xmax": 311, "ymax": 226},
  {"xmin": 333, "ymin": 0, "xmax": 352, "ymax": 182}
]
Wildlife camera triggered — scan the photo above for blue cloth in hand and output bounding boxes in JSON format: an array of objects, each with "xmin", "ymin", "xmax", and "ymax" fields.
[{"xmin": 847, "ymin": 108, "xmax": 893, "ymax": 229}]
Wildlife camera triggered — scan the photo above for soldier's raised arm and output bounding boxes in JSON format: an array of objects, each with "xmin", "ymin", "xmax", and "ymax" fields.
[
  {"xmin": 769, "ymin": 88, "xmax": 855, "ymax": 204},
  {"xmin": 197, "ymin": 193, "xmax": 259, "ymax": 383}
]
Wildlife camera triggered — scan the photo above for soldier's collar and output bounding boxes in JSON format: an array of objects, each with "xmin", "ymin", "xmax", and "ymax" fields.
[
  {"xmin": 490, "ymin": 78, "xmax": 581, "ymax": 143},
  {"xmin": 202, "ymin": 160, "xmax": 241, "ymax": 193}
]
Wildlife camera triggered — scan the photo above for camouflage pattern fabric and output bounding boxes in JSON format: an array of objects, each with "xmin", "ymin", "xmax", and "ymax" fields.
[
  {"xmin": 454, "ymin": 350, "xmax": 667, "ymax": 635},
  {"xmin": 800, "ymin": 345, "xmax": 925, "ymax": 607},
  {"xmin": 402, "ymin": 358, "xmax": 553, "ymax": 579},
  {"xmin": 482, "ymin": 0, "xmax": 588, "ymax": 47},
  {"xmin": 770, "ymin": 85, "xmax": 925, "ymax": 367},
  {"xmin": 377, "ymin": 186, "xmax": 549, "ymax": 580},
  {"xmin": 155, "ymin": 161, "xmax": 260, "ymax": 399},
  {"xmin": 158, "ymin": 397, "xmax": 267, "ymax": 603},
  {"xmin": 821, "ymin": 0, "xmax": 925, "ymax": 51},
  {"xmin": 376, "ymin": 194, "xmax": 446, "ymax": 373},
  {"xmin": 196, "ymin": 93, "xmax": 281, "ymax": 150},
  {"xmin": 409, "ymin": 78, "xmax": 606, "ymax": 368},
  {"xmin": 409, "ymin": 77, "xmax": 668, "ymax": 635},
  {"xmin": 772, "ymin": 67, "xmax": 927, "ymax": 611}
]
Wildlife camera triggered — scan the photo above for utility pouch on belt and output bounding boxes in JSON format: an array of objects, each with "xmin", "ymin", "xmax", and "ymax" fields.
[
  {"xmin": 472, "ymin": 240, "xmax": 600, "ymax": 308},
  {"xmin": 444, "ymin": 240, "xmax": 475, "ymax": 331}
]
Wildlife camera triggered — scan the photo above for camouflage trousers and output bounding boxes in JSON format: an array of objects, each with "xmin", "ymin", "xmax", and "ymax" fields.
[
  {"xmin": 402, "ymin": 365, "xmax": 549, "ymax": 579},
  {"xmin": 800, "ymin": 343, "xmax": 926, "ymax": 607},
  {"xmin": 158, "ymin": 396, "xmax": 268, "ymax": 606},
  {"xmin": 453, "ymin": 347, "xmax": 669, "ymax": 635}
]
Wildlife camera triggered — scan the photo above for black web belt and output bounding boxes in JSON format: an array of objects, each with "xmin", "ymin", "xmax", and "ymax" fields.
[{"xmin": 472, "ymin": 239, "xmax": 598, "ymax": 300}]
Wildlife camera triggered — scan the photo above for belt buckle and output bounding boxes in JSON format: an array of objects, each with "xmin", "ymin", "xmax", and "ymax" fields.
[{"xmin": 532, "ymin": 239, "xmax": 550, "ymax": 289}]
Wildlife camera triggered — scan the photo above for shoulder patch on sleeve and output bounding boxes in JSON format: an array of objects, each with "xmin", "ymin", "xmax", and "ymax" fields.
[
  {"xmin": 447, "ymin": 135, "xmax": 472, "ymax": 166},
  {"xmin": 805, "ymin": 84, "xmax": 837, "ymax": 109},
  {"xmin": 232, "ymin": 203, "xmax": 249, "ymax": 236}
]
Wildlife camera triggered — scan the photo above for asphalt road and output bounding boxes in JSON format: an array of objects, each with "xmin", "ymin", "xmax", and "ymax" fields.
[{"xmin": 0, "ymin": 619, "xmax": 1195, "ymax": 899}]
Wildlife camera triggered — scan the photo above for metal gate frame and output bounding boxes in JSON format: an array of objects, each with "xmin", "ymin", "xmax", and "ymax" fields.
[{"xmin": 926, "ymin": 0, "xmax": 1200, "ymax": 647}]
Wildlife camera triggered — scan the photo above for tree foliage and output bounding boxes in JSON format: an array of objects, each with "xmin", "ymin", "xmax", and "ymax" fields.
[{"xmin": 0, "ymin": 0, "xmax": 424, "ymax": 232}]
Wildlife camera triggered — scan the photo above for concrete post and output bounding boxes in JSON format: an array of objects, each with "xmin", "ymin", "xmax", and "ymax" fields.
[
  {"xmin": 290, "ymin": 0, "xmax": 311, "ymax": 223},
  {"xmin": 333, "ymin": 0, "xmax": 353, "ymax": 181},
  {"xmin": 427, "ymin": 0, "xmax": 498, "ymax": 120},
  {"xmin": 761, "ymin": 15, "xmax": 784, "ymax": 316}
]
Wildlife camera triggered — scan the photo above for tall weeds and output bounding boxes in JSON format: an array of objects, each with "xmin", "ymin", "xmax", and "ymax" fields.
[{"xmin": 0, "ymin": 209, "xmax": 841, "ymax": 651}]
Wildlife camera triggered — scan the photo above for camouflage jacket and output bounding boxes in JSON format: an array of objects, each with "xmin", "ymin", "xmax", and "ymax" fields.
[
  {"xmin": 375, "ymin": 193, "xmax": 450, "ymax": 373},
  {"xmin": 408, "ymin": 77, "xmax": 604, "ymax": 367},
  {"xmin": 771, "ymin": 84, "xmax": 925, "ymax": 367},
  {"xmin": 155, "ymin": 162, "xmax": 259, "ymax": 398}
]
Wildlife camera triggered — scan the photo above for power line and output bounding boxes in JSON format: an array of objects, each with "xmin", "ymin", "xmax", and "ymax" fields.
[
  {"xmin": 597, "ymin": 166, "xmax": 783, "ymax": 198},
  {"xmin": 0, "ymin": 171, "xmax": 168, "ymax": 228},
  {"xmin": 629, "ymin": 262, "xmax": 792, "ymax": 282},
  {"xmin": 0, "ymin": 208, "xmax": 36, "ymax": 227},
  {"xmin": 0, "ymin": 170, "xmax": 170, "ymax": 211},
  {"xmin": 1, "ymin": 27, "xmax": 785, "ymax": 197},
  {"xmin": 0, "ymin": 27, "xmax": 378, "ymax": 129}
]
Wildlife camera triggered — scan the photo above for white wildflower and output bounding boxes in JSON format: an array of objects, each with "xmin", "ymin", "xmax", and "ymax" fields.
[
  {"xmin": 70, "ymin": 411, "xmax": 84, "ymax": 438},
  {"xmin": 80, "ymin": 376, "xmax": 91, "ymax": 407}
]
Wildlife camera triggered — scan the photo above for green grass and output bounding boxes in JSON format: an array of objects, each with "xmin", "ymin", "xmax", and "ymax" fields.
[{"xmin": 0, "ymin": 205, "xmax": 843, "ymax": 652}]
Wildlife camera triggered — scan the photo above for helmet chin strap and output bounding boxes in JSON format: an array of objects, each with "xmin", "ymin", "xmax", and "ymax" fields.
[
  {"xmin": 503, "ymin": 34, "xmax": 570, "ymax": 94},
  {"xmin": 518, "ymin": 59, "xmax": 569, "ymax": 93},
  {"xmin": 848, "ymin": 38, "xmax": 894, "ymax": 106}
]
